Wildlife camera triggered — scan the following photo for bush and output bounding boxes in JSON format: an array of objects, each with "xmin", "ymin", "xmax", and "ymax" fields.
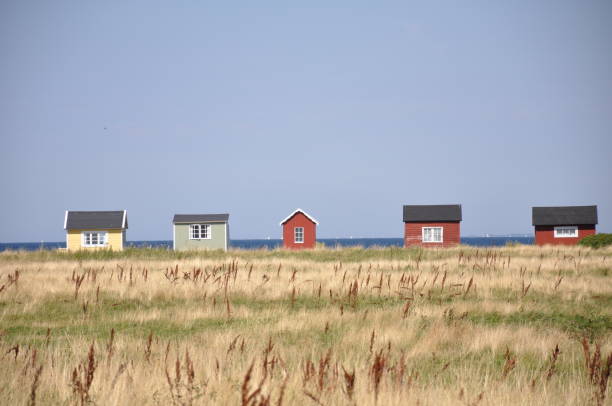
[{"xmin": 578, "ymin": 234, "xmax": 612, "ymax": 249}]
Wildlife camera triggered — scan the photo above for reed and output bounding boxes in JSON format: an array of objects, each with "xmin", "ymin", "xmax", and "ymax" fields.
[{"xmin": 70, "ymin": 343, "xmax": 97, "ymax": 406}]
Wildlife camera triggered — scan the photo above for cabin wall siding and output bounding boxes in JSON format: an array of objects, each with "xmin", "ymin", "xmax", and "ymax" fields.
[
  {"xmin": 174, "ymin": 223, "xmax": 227, "ymax": 251},
  {"xmin": 282, "ymin": 212, "xmax": 316, "ymax": 249},
  {"xmin": 534, "ymin": 225, "xmax": 596, "ymax": 246},
  {"xmin": 404, "ymin": 222, "xmax": 460, "ymax": 247},
  {"xmin": 66, "ymin": 229, "xmax": 124, "ymax": 251}
]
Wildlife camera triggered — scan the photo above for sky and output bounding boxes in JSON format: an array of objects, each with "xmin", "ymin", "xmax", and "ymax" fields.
[{"xmin": 1, "ymin": 1, "xmax": 611, "ymax": 242}]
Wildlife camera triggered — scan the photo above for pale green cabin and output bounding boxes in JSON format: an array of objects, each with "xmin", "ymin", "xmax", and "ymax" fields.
[{"xmin": 172, "ymin": 214, "xmax": 229, "ymax": 251}]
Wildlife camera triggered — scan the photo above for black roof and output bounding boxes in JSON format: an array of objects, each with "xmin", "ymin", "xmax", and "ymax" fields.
[
  {"xmin": 173, "ymin": 214, "xmax": 229, "ymax": 224},
  {"xmin": 65, "ymin": 211, "xmax": 127, "ymax": 230},
  {"xmin": 532, "ymin": 206, "xmax": 597, "ymax": 226},
  {"xmin": 403, "ymin": 205, "xmax": 462, "ymax": 222}
]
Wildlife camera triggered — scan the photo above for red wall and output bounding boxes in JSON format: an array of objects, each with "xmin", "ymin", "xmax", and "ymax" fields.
[
  {"xmin": 404, "ymin": 222, "xmax": 460, "ymax": 248},
  {"xmin": 282, "ymin": 212, "xmax": 316, "ymax": 249},
  {"xmin": 534, "ymin": 225, "xmax": 596, "ymax": 246}
]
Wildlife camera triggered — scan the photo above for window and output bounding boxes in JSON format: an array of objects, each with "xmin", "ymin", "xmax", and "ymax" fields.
[
  {"xmin": 554, "ymin": 226, "xmax": 578, "ymax": 238},
  {"xmin": 294, "ymin": 227, "xmax": 304, "ymax": 243},
  {"xmin": 189, "ymin": 224, "xmax": 211, "ymax": 239},
  {"xmin": 82, "ymin": 231, "xmax": 108, "ymax": 247},
  {"xmin": 422, "ymin": 227, "xmax": 443, "ymax": 243}
]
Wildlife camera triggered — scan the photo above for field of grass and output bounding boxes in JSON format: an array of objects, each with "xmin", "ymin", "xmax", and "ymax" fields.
[{"xmin": 0, "ymin": 245, "xmax": 611, "ymax": 405}]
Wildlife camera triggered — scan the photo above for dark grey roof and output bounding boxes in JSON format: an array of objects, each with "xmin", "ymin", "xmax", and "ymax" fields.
[
  {"xmin": 403, "ymin": 205, "xmax": 462, "ymax": 222},
  {"xmin": 532, "ymin": 206, "xmax": 597, "ymax": 226},
  {"xmin": 65, "ymin": 211, "xmax": 127, "ymax": 230},
  {"xmin": 173, "ymin": 214, "xmax": 229, "ymax": 224}
]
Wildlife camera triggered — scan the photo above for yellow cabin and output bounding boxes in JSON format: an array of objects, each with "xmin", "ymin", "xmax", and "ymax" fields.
[{"xmin": 64, "ymin": 210, "xmax": 128, "ymax": 251}]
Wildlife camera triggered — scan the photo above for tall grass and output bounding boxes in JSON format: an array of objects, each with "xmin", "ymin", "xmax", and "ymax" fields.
[{"xmin": 0, "ymin": 245, "xmax": 610, "ymax": 404}]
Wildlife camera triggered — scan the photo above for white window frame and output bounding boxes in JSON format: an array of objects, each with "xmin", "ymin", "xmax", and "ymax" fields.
[
  {"xmin": 189, "ymin": 224, "xmax": 211, "ymax": 240},
  {"xmin": 554, "ymin": 226, "xmax": 578, "ymax": 238},
  {"xmin": 422, "ymin": 227, "xmax": 443, "ymax": 243},
  {"xmin": 294, "ymin": 227, "xmax": 304, "ymax": 244},
  {"xmin": 81, "ymin": 231, "xmax": 108, "ymax": 247}
]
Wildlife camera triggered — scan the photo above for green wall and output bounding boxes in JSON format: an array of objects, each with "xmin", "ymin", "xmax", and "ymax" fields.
[{"xmin": 173, "ymin": 222, "xmax": 228, "ymax": 251}]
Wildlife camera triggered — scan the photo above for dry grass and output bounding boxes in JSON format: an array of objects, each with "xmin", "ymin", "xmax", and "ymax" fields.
[{"xmin": 0, "ymin": 244, "xmax": 610, "ymax": 405}]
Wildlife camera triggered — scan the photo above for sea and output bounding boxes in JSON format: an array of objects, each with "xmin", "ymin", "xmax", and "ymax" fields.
[{"xmin": 0, "ymin": 237, "xmax": 534, "ymax": 252}]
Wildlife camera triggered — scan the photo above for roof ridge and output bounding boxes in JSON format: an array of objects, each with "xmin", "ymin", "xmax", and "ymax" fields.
[{"xmin": 279, "ymin": 209, "xmax": 319, "ymax": 226}]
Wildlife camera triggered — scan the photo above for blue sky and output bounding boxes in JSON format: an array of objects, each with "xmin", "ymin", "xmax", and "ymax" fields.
[{"xmin": 1, "ymin": 1, "xmax": 611, "ymax": 241}]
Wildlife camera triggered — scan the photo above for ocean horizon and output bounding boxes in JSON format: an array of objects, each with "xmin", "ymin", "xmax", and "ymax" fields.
[{"xmin": 0, "ymin": 236, "xmax": 534, "ymax": 252}]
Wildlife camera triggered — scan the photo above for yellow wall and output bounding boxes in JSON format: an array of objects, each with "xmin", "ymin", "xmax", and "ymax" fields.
[{"xmin": 66, "ymin": 229, "xmax": 124, "ymax": 251}]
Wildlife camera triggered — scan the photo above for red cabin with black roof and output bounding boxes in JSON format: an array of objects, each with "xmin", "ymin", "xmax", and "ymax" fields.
[
  {"xmin": 532, "ymin": 205, "xmax": 597, "ymax": 246},
  {"xmin": 280, "ymin": 209, "xmax": 318, "ymax": 249},
  {"xmin": 403, "ymin": 205, "xmax": 462, "ymax": 247}
]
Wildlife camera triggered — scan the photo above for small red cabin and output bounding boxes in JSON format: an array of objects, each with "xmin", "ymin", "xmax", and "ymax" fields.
[
  {"xmin": 280, "ymin": 209, "xmax": 318, "ymax": 249},
  {"xmin": 532, "ymin": 205, "xmax": 597, "ymax": 246},
  {"xmin": 403, "ymin": 205, "xmax": 462, "ymax": 247}
]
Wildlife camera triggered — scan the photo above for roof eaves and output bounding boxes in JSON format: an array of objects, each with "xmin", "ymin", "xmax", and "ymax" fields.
[
  {"xmin": 173, "ymin": 219, "xmax": 228, "ymax": 224},
  {"xmin": 172, "ymin": 214, "xmax": 230, "ymax": 224}
]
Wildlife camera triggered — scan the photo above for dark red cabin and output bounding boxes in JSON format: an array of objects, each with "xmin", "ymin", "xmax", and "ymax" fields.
[
  {"xmin": 403, "ymin": 205, "xmax": 462, "ymax": 247},
  {"xmin": 532, "ymin": 205, "xmax": 597, "ymax": 246},
  {"xmin": 280, "ymin": 209, "xmax": 318, "ymax": 249}
]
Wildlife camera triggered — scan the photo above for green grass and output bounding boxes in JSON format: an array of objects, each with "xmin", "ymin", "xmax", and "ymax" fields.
[
  {"xmin": 2, "ymin": 313, "xmax": 270, "ymax": 346},
  {"xmin": 467, "ymin": 310, "xmax": 612, "ymax": 338},
  {"xmin": 3, "ymin": 287, "xmax": 609, "ymax": 347},
  {"xmin": 0, "ymin": 245, "xmax": 507, "ymax": 263},
  {"xmin": 3, "ymin": 244, "xmax": 612, "ymax": 265}
]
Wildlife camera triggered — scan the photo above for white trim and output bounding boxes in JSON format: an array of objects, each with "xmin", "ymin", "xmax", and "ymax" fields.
[
  {"xmin": 279, "ymin": 208, "xmax": 319, "ymax": 226},
  {"xmin": 64, "ymin": 210, "xmax": 68, "ymax": 230},
  {"xmin": 224, "ymin": 222, "xmax": 228, "ymax": 251},
  {"xmin": 554, "ymin": 226, "xmax": 578, "ymax": 238},
  {"xmin": 422, "ymin": 227, "xmax": 443, "ymax": 243},
  {"xmin": 122, "ymin": 210, "xmax": 127, "ymax": 229},
  {"xmin": 173, "ymin": 224, "xmax": 176, "ymax": 250},
  {"xmin": 294, "ymin": 227, "xmax": 304, "ymax": 244}
]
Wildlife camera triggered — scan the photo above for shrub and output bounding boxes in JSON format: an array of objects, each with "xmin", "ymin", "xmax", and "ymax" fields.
[{"xmin": 578, "ymin": 234, "xmax": 612, "ymax": 249}]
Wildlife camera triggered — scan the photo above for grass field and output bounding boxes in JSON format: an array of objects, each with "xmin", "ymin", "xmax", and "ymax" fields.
[{"xmin": 0, "ymin": 245, "xmax": 611, "ymax": 405}]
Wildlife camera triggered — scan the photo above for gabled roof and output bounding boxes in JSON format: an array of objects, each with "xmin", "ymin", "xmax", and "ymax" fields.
[
  {"xmin": 403, "ymin": 205, "xmax": 462, "ymax": 222},
  {"xmin": 65, "ymin": 210, "xmax": 127, "ymax": 230},
  {"xmin": 532, "ymin": 206, "xmax": 597, "ymax": 226},
  {"xmin": 280, "ymin": 209, "xmax": 319, "ymax": 226},
  {"xmin": 173, "ymin": 214, "xmax": 229, "ymax": 224}
]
